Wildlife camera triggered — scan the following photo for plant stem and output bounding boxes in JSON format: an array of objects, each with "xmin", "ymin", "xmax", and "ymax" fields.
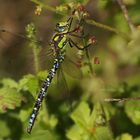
[
  {"xmin": 86, "ymin": 19, "xmax": 130, "ymax": 40},
  {"xmin": 85, "ymin": 48, "xmax": 94, "ymax": 74},
  {"xmin": 31, "ymin": 0, "xmax": 129, "ymax": 40},
  {"xmin": 104, "ymin": 97, "xmax": 140, "ymax": 102},
  {"xmin": 116, "ymin": 0, "xmax": 135, "ymax": 32},
  {"xmin": 82, "ymin": 34, "xmax": 94, "ymax": 75},
  {"xmin": 31, "ymin": 0, "xmax": 64, "ymax": 15},
  {"xmin": 32, "ymin": 45, "xmax": 40, "ymax": 74}
]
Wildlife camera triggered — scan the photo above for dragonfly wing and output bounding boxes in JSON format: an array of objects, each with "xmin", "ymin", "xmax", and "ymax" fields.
[
  {"xmin": 57, "ymin": 66, "xmax": 74, "ymax": 111},
  {"xmin": 62, "ymin": 46, "xmax": 83, "ymax": 79}
]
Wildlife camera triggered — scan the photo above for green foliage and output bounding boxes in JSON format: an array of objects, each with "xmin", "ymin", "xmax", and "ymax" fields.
[
  {"xmin": 25, "ymin": 23, "xmax": 41, "ymax": 73},
  {"xmin": 116, "ymin": 133, "xmax": 133, "ymax": 140},
  {"xmin": 66, "ymin": 102, "xmax": 113, "ymax": 140},
  {"xmin": 0, "ymin": 0, "xmax": 140, "ymax": 140},
  {"xmin": 125, "ymin": 99, "xmax": 140, "ymax": 124},
  {"xmin": 18, "ymin": 74, "xmax": 39, "ymax": 97},
  {"xmin": 0, "ymin": 120, "xmax": 10, "ymax": 137},
  {"xmin": 21, "ymin": 130, "xmax": 59, "ymax": 140},
  {"xmin": 0, "ymin": 79, "xmax": 23, "ymax": 113}
]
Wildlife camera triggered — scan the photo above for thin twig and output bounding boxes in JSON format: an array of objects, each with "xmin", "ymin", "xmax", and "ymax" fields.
[
  {"xmin": 116, "ymin": 0, "xmax": 135, "ymax": 32},
  {"xmin": 86, "ymin": 19, "xmax": 129, "ymax": 40},
  {"xmin": 31, "ymin": 0, "xmax": 65, "ymax": 15},
  {"xmin": 31, "ymin": 0, "xmax": 57, "ymax": 13},
  {"xmin": 85, "ymin": 48, "xmax": 94, "ymax": 74},
  {"xmin": 32, "ymin": 45, "xmax": 40, "ymax": 74},
  {"xmin": 30, "ymin": 0, "xmax": 130, "ymax": 40},
  {"xmin": 104, "ymin": 97, "xmax": 140, "ymax": 102}
]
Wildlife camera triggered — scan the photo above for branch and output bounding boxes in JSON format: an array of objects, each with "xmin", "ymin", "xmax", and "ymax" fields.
[
  {"xmin": 30, "ymin": 0, "xmax": 130, "ymax": 40},
  {"xmin": 31, "ymin": 0, "xmax": 59, "ymax": 14},
  {"xmin": 86, "ymin": 19, "xmax": 129, "ymax": 40},
  {"xmin": 116, "ymin": 0, "xmax": 135, "ymax": 32},
  {"xmin": 104, "ymin": 97, "xmax": 140, "ymax": 102}
]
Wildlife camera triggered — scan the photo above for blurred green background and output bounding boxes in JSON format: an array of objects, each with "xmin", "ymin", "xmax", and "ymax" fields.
[{"xmin": 0, "ymin": 0, "xmax": 140, "ymax": 140}]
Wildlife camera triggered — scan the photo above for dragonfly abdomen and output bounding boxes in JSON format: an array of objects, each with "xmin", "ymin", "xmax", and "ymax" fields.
[{"xmin": 27, "ymin": 52, "xmax": 65, "ymax": 134}]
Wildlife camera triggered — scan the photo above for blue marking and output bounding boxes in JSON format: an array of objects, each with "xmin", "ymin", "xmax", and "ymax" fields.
[
  {"xmin": 57, "ymin": 27, "xmax": 65, "ymax": 32},
  {"xmin": 31, "ymin": 114, "xmax": 35, "ymax": 118},
  {"xmin": 27, "ymin": 53, "xmax": 65, "ymax": 133},
  {"xmin": 29, "ymin": 119, "xmax": 33, "ymax": 123}
]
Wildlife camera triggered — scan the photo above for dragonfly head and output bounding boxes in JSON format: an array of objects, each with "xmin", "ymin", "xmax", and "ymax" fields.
[{"xmin": 55, "ymin": 21, "xmax": 69, "ymax": 33}]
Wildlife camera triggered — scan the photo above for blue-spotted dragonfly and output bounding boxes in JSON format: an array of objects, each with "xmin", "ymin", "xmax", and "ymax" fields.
[{"xmin": 0, "ymin": 18, "xmax": 94, "ymax": 134}]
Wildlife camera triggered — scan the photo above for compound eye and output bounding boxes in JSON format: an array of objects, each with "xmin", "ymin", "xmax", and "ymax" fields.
[
  {"xmin": 56, "ymin": 23, "xmax": 60, "ymax": 27},
  {"xmin": 58, "ymin": 26, "xmax": 65, "ymax": 32}
]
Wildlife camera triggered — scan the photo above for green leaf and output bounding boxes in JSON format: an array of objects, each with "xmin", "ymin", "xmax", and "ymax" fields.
[
  {"xmin": 1, "ymin": 78, "xmax": 18, "ymax": 88},
  {"xmin": 19, "ymin": 108, "xmax": 32, "ymax": 122},
  {"xmin": 21, "ymin": 130, "xmax": 59, "ymax": 140},
  {"xmin": 71, "ymin": 101, "xmax": 91, "ymax": 129},
  {"xmin": 125, "ymin": 96, "xmax": 140, "ymax": 124},
  {"xmin": 0, "ymin": 87, "xmax": 23, "ymax": 113},
  {"xmin": 116, "ymin": 133, "xmax": 133, "ymax": 140},
  {"xmin": 18, "ymin": 74, "xmax": 39, "ymax": 97},
  {"xmin": 49, "ymin": 115, "xmax": 58, "ymax": 129},
  {"xmin": 0, "ymin": 120, "xmax": 10, "ymax": 138},
  {"xmin": 37, "ymin": 70, "xmax": 48, "ymax": 80},
  {"xmin": 66, "ymin": 125, "xmax": 83, "ymax": 140},
  {"xmin": 67, "ymin": 101, "xmax": 113, "ymax": 140},
  {"xmin": 94, "ymin": 126, "xmax": 113, "ymax": 140},
  {"xmin": 67, "ymin": 101, "xmax": 94, "ymax": 140},
  {"xmin": 134, "ymin": 136, "xmax": 140, "ymax": 140}
]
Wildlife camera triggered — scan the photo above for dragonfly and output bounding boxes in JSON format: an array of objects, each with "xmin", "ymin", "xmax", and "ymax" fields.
[
  {"xmin": 0, "ymin": 9, "xmax": 94, "ymax": 133},
  {"xmin": 26, "ymin": 16, "xmax": 92, "ymax": 133}
]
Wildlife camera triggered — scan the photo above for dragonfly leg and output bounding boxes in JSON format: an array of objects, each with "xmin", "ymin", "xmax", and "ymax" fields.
[
  {"xmin": 68, "ymin": 23, "xmax": 88, "ymax": 39},
  {"xmin": 68, "ymin": 40, "xmax": 73, "ymax": 48},
  {"xmin": 68, "ymin": 38, "xmax": 91, "ymax": 50},
  {"xmin": 67, "ymin": 17, "xmax": 73, "ymax": 32},
  {"xmin": 69, "ymin": 33, "xmax": 88, "ymax": 38}
]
